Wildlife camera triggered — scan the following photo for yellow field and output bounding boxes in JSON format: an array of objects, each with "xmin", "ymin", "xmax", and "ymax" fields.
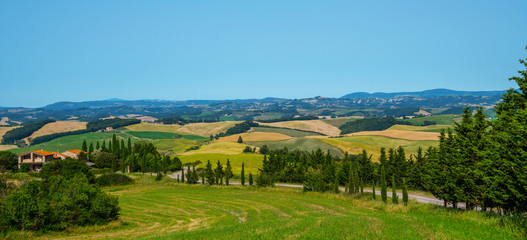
[
  {"xmin": 177, "ymin": 121, "xmax": 240, "ymax": 137},
  {"xmin": 124, "ymin": 123, "xmax": 182, "ymax": 133},
  {"xmin": 179, "ymin": 142, "xmax": 254, "ymax": 155},
  {"xmin": 258, "ymin": 120, "xmax": 341, "ymax": 136},
  {"xmin": 387, "ymin": 124, "xmax": 450, "ymax": 132},
  {"xmin": 346, "ymin": 130, "xmax": 440, "ymax": 141},
  {"xmin": 319, "ymin": 138, "xmax": 381, "ymax": 160},
  {"xmin": 0, "ymin": 145, "xmax": 17, "ymax": 151},
  {"xmin": 216, "ymin": 132, "xmax": 292, "ymax": 142},
  {"xmin": 27, "ymin": 121, "xmax": 87, "ymax": 141},
  {"xmin": 0, "ymin": 126, "xmax": 19, "ymax": 142}
]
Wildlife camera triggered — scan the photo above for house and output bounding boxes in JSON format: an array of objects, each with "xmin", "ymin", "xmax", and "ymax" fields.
[
  {"xmin": 18, "ymin": 150, "xmax": 66, "ymax": 171},
  {"xmin": 61, "ymin": 149, "xmax": 87, "ymax": 159}
]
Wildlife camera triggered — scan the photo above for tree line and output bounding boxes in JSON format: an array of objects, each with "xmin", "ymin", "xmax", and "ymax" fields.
[
  {"xmin": 211, "ymin": 121, "xmax": 259, "ymax": 139},
  {"xmin": 339, "ymin": 117, "xmax": 433, "ymax": 134},
  {"xmin": 1, "ymin": 119, "xmax": 55, "ymax": 144}
]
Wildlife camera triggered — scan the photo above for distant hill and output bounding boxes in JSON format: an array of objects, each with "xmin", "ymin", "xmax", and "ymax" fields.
[{"xmin": 341, "ymin": 89, "xmax": 506, "ymax": 99}]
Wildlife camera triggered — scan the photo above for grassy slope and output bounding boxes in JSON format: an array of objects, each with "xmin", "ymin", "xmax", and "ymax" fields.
[
  {"xmin": 249, "ymin": 138, "xmax": 344, "ymax": 158},
  {"xmin": 127, "ymin": 131, "xmax": 206, "ymax": 140},
  {"xmin": 320, "ymin": 136, "xmax": 437, "ymax": 160},
  {"xmin": 180, "ymin": 142, "xmax": 252, "ymax": 155},
  {"xmin": 26, "ymin": 121, "xmax": 87, "ymax": 140},
  {"xmin": 177, "ymin": 122, "xmax": 240, "ymax": 137},
  {"xmin": 124, "ymin": 123, "xmax": 182, "ymax": 133},
  {"xmin": 321, "ymin": 117, "xmax": 360, "ymax": 128},
  {"xmin": 153, "ymin": 139, "xmax": 205, "ymax": 154},
  {"xmin": 250, "ymin": 127, "xmax": 322, "ymax": 137},
  {"xmin": 388, "ymin": 124, "xmax": 451, "ymax": 133},
  {"xmin": 24, "ymin": 178, "xmax": 522, "ymax": 239},
  {"xmin": 8, "ymin": 132, "xmax": 140, "ymax": 154},
  {"xmin": 178, "ymin": 153, "xmax": 264, "ymax": 175},
  {"xmin": 216, "ymin": 132, "xmax": 292, "ymax": 142},
  {"xmin": 406, "ymin": 115, "xmax": 461, "ymax": 125},
  {"xmin": 258, "ymin": 120, "xmax": 341, "ymax": 136}
]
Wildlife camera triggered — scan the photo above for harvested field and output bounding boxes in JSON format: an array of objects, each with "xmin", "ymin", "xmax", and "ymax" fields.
[
  {"xmin": 180, "ymin": 142, "xmax": 252, "ymax": 155},
  {"xmin": 0, "ymin": 126, "xmax": 19, "ymax": 142},
  {"xmin": 388, "ymin": 124, "xmax": 450, "ymax": 133},
  {"xmin": 125, "ymin": 123, "xmax": 182, "ymax": 133},
  {"xmin": 346, "ymin": 130, "xmax": 440, "ymax": 141},
  {"xmin": 216, "ymin": 132, "xmax": 292, "ymax": 142},
  {"xmin": 178, "ymin": 121, "xmax": 240, "ymax": 137},
  {"xmin": 258, "ymin": 120, "xmax": 341, "ymax": 136},
  {"xmin": 27, "ymin": 121, "xmax": 87, "ymax": 140},
  {"xmin": 0, "ymin": 145, "xmax": 17, "ymax": 151}
]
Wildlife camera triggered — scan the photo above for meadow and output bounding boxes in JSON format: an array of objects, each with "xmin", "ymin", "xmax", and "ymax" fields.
[
  {"xmin": 249, "ymin": 138, "xmax": 344, "ymax": 158},
  {"xmin": 249, "ymin": 127, "xmax": 322, "ymax": 137},
  {"xmin": 11, "ymin": 176, "xmax": 522, "ymax": 239},
  {"xmin": 178, "ymin": 153, "xmax": 264, "ymax": 175},
  {"xmin": 258, "ymin": 120, "xmax": 341, "ymax": 136}
]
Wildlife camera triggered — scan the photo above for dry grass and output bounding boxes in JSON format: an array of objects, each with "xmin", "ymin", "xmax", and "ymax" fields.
[
  {"xmin": 125, "ymin": 123, "xmax": 182, "ymax": 133},
  {"xmin": 346, "ymin": 130, "xmax": 440, "ymax": 141},
  {"xmin": 387, "ymin": 124, "xmax": 450, "ymax": 132},
  {"xmin": 179, "ymin": 142, "xmax": 253, "ymax": 155},
  {"xmin": 25, "ymin": 121, "xmax": 87, "ymax": 142},
  {"xmin": 177, "ymin": 121, "xmax": 240, "ymax": 137},
  {"xmin": 258, "ymin": 120, "xmax": 341, "ymax": 136},
  {"xmin": 0, "ymin": 145, "xmax": 17, "ymax": 151},
  {"xmin": 216, "ymin": 132, "xmax": 292, "ymax": 142},
  {"xmin": 0, "ymin": 126, "xmax": 19, "ymax": 141}
]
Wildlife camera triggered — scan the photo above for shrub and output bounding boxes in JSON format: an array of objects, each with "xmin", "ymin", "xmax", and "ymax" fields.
[
  {"xmin": 40, "ymin": 158, "xmax": 95, "ymax": 183},
  {"xmin": 19, "ymin": 163, "xmax": 29, "ymax": 173},
  {"xmin": 96, "ymin": 173, "xmax": 134, "ymax": 186},
  {"xmin": 255, "ymin": 173, "xmax": 275, "ymax": 187}
]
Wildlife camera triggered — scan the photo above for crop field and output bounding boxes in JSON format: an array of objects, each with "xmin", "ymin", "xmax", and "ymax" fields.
[
  {"xmin": 0, "ymin": 126, "xmax": 18, "ymax": 142},
  {"xmin": 178, "ymin": 153, "xmax": 264, "ymax": 175},
  {"xmin": 320, "ymin": 136, "xmax": 437, "ymax": 160},
  {"xmin": 249, "ymin": 127, "xmax": 322, "ymax": 137},
  {"xmin": 177, "ymin": 122, "xmax": 240, "ymax": 137},
  {"xmin": 0, "ymin": 145, "xmax": 17, "ymax": 151},
  {"xmin": 321, "ymin": 117, "xmax": 361, "ymax": 128},
  {"xmin": 387, "ymin": 124, "xmax": 451, "ymax": 133},
  {"xmin": 180, "ymin": 142, "xmax": 252, "ymax": 155},
  {"xmin": 26, "ymin": 121, "xmax": 87, "ymax": 141},
  {"xmin": 23, "ymin": 178, "xmax": 522, "ymax": 239},
  {"xmin": 124, "ymin": 123, "xmax": 182, "ymax": 133},
  {"xmin": 406, "ymin": 115, "xmax": 461, "ymax": 125},
  {"xmin": 249, "ymin": 138, "xmax": 344, "ymax": 158},
  {"xmin": 346, "ymin": 130, "xmax": 440, "ymax": 141},
  {"xmin": 216, "ymin": 132, "xmax": 292, "ymax": 143},
  {"xmin": 258, "ymin": 120, "xmax": 341, "ymax": 136},
  {"xmin": 8, "ymin": 132, "xmax": 140, "ymax": 154},
  {"xmin": 153, "ymin": 139, "xmax": 205, "ymax": 154},
  {"xmin": 127, "ymin": 131, "xmax": 206, "ymax": 140}
]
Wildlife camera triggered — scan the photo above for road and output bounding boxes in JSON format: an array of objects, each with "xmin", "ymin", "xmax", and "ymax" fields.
[{"xmin": 167, "ymin": 170, "xmax": 446, "ymax": 206}]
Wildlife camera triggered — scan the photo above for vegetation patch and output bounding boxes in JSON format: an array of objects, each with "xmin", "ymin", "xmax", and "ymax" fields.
[
  {"xmin": 387, "ymin": 124, "xmax": 452, "ymax": 132},
  {"xmin": 126, "ymin": 131, "xmax": 205, "ymax": 140},
  {"xmin": 124, "ymin": 122, "xmax": 182, "ymax": 133},
  {"xmin": 249, "ymin": 138, "xmax": 344, "ymax": 158},
  {"xmin": 177, "ymin": 121, "xmax": 239, "ymax": 137},
  {"xmin": 96, "ymin": 173, "xmax": 134, "ymax": 186},
  {"xmin": 346, "ymin": 129, "xmax": 440, "ymax": 141},
  {"xmin": 216, "ymin": 132, "xmax": 292, "ymax": 142},
  {"xmin": 1, "ymin": 119, "xmax": 55, "ymax": 144},
  {"xmin": 178, "ymin": 153, "xmax": 263, "ymax": 175},
  {"xmin": 26, "ymin": 121, "xmax": 87, "ymax": 141},
  {"xmin": 180, "ymin": 142, "xmax": 252, "ymax": 155},
  {"xmin": 259, "ymin": 120, "xmax": 341, "ymax": 136},
  {"xmin": 250, "ymin": 126, "xmax": 323, "ymax": 137}
]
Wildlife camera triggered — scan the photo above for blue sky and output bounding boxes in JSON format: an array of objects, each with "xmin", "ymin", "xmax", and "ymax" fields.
[{"xmin": 1, "ymin": 0, "xmax": 526, "ymax": 108}]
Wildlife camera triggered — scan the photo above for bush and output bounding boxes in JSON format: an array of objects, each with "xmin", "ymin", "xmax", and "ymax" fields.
[
  {"xmin": 303, "ymin": 167, "xmax": 327, "ymax": 192},
  {"xmin": 40, "ymin": 158, "xmax": 95, "ymax": 184},
  {"xmin": 255, "ymin": 173, "xmax": 275, "ymax": 187},
  {"xmin": 0, "ymin": 174, "xmax": 119, "ymax": 232},
  {"xmin": 155, "ymin": 173, "xmax": 164, "ymax": 181},
  {"xmin": 96, "ymin": 173, "xmax": 134, "ymax": 186},
  {"xmin": 19, "ymin": 163, "xmax": 29, "ymax": 173}
]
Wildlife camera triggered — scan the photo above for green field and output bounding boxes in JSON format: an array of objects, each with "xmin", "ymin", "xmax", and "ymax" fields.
[
  {"xmin": 406, "ymin": 115, "xmax": 460, "ymax": 125},
  {"xmin": 127, "ymin": 131, "xmax": 206, "ymax": 140},
  {"xmin": 19, "ymin": 177, "xmax": 523, "ymax": 239},
  {"xmin": 250, "ymin": 127, "xmax": 322, "ymax": 137},
  {"xmin": 178, "ymin": 153, "xmax": 264, "ymax": 175},
  {"xmin": 8, "ymin": 132, "xmax": 140, "ymax": 155},
  {"xmin": 153, "ymin": 139, "xmax": 206, "ymax": 154},
  {"xmin": 249, "ymin": 138, "xmax": 344, "ymax": 158},
  {"xmin": 321, "ymin": 117, "xmax": 359, "ymax": 127},
  {"xmin": 387, "ymin": 124, "xmax": 451, "ymax": 133}
]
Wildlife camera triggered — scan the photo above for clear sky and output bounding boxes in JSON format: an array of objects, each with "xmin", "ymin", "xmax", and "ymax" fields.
[{"xmin": 1, "ymin": 0, "xmax": 526, "ymax": 108}]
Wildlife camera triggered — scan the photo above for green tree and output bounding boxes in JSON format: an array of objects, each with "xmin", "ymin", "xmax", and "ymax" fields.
[
  {"xmin": 96, "ymin": 141, "xmax": 100, "ymax": 150},
  {"xmin": 402, "ymin": 178, "xmax": 409, "ymax": 206},
  {"xmin": 224, "ymin": 159, "xmax": 233, "ymax": 186},
  {"xmin": 392, "ymin": 176, "xmax": 398, "ymax": 204},
  {"xmin": 241, "ymin": 162, "xmax": 245, "ymax": 185},
  {"xmin": 372, "ymin": 179, "xmax": 376, "ymax": 200},
  {"xmin": 88, "ymin": 142, "xmax": 94, "ymax": 155},
  {"xmin": 237, "ymin": 136, "xmax": 243, "ymax": 143},
  {"xmin": 381, "ymin": 166, "xmax": 387, "ymax": 203},
  {"xmin": 249, "ymin": 172, "xmax": 253, "ymax": 185},
  {"xmin": 206, "ymin": 160, "xmax": 215, "ymax": 185},
  {"xmin": 82, "ymin": 140, "xmax": 87, "ymax": 152},
  {"xmin": 215, "ymin": 161, "xmax": 224, "ymax": 185}
]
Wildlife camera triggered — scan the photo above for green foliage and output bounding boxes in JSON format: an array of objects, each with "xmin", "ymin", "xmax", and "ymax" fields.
[
  {"xmin": 92, "ymin": 151, "xmax": 115, "ymax": 169},
  {"xmin": 392, "ymin": 176, "xmax": 398, "ymax": 204},
  {"xmin": 259, "ymin": 144, "xmax": 269, "ymax": 154},
  {"xmin": 0, "ymin": 151, "xmax": 18, "ymax": 172},
  {"xmin": 205, "ymin": 160, "xmax": 215, "ymax": 185},
  {"xmin": 86, "ymin": 118, "xmax": 140, "ymax": 132},
  {"xmin": 402, "ymin": 178, "xmax": 408, "ymax": 206},
  {"xmin": 96, "ymin": 173, "xmax": 134, "ymax": 186},
  {"xmin": 237, "ymin": 136, "xmax": 243, "ymax": 143},
  {"xmin": 224, "ymin": 159, "xmax": 233, "ymax": 186},
  {"xmin": 255, "ymin": 172, "xmax": 275, "ymax": 187},
  {"xmin": 381, "ymin": 166, "xmax": 387, "ymax": 203},
  {"xmin": 249, "ymin": 172, "xmax": 253, "ymax": 185},
  {"xmin": 339, "ymin": 117, "xmax": 414, "ymax": 134},
  {"xmin": 241, "ymin": 163, "xmax": 245, "ymax": 185},
  {"xmin": 2, "ymin": 119, "xmax": 55, "ymax": 144},
  {"xmin": 41, "ymin": 158, "xmax": 95, "ymax": 183},
  {"xmin": 19, "ymin": 163, "xmax": 30, "ymax": 173},
  {"xmin": 242, "ymin": 146, "xmax": 253, "ymax": 153}
]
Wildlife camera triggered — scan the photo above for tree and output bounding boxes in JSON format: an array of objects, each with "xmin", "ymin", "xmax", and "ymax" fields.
[
  {"xmin": 243, "ymin": 146, "xmax": 253, "ymax": 153},
  {"xmin": 360, "ymin": 178, "xmax": 364, "ymax": 194},
  {"xmin": 241, "ymin": 162, "xmax": 245, "ymax": 185},
  {"xmin": 206, "ymin": 160, "xmax": 215, "ymax": 185},
  {"xmin": 392, "ymin": 176, "xmax": 398, "ymax": 204},
  {"xmin": 96, "ymin": 141, "xmax": 100, "ymax": 150},
  {"xmin": 402, "ymin": 178, "xmax": 409, "ymax": 206},
  {"xmin": 88, "ymin": 142, "xmax": 94, "ymax": 155},
  {"xmin": 0, "ymin": 151, "xmax": 18, "ymax": 172},
  {"xmin": 381, "ymin": 166, "xmax": 387, "ymax": 203},
  {"xmin": 82, "ymin": 140, "xmax": 87, "ymax": 152},
  {"xmin": 94, "ymin": 152, "xmax": 114, "ymax": 169},
  {"xmin": 372, "ymin": 179, "xmax": 376, "ymax": 200},
  {"xmin": 215, "ymin": 161, "xmax": 224, "ymax": 185},
  {"xmin": 224, "ymin": 159, "xmax": 233, "ymax": 186},
  {"xmin": 249, "ymin": 172, "xmax": 253, "ymax": 185},
  {"xmin": 238, "ymin": 136, "xmax": 243, "ymax": 143},
  {"xmin": 259, "ymin": 145, "xmax": 269, "ymax": 154}
]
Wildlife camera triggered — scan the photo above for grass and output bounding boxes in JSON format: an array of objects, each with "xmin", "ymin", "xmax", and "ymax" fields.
[
  {"xmin": 321, "ymin": 117, "xmax": 361, "ymax": 127},
  {"xmin": 406, "ymin": 115, "xmax": 461, "ymax": 125},
  {"xmin": 180, "ymin": 142, "xmax": 253, "ymax": 155},
  {"xmin": 0, "ymin": 126, "xmax": 19, "ymax": 142},
  {"xmin": 152, "ymin": 139, "xmax": 206, "ymax": 154},
  {"xmin": 26, "ymin": 121, "xmax": 87, "ymax": 140},
  {"xmin": 124, "ymin": 123, "xmax": 182, "ymax": 133},
  {"xmin": 177, "ymin": 122, "xmax": 240, "ymax": 137},
  {"xmin": 8, "ymin": 132, "xmax": 140, "ymax": 155},
  {"xmin": 250, "ymin": 127, "xmax": 323, "ymax": 137},
  {"xmin": 387, "ymin": 124, "xmax": 451, "ymax": 133},
  {"xmin": 258, "ymin": 120, "xmax": 341, "ymax": 136},
  {"xmin": 178, "ymin": 153, "xmax": 264, "ymax": 175},
  {"xmin": 347, "ymin": 130, "xmax": 440, "ymax": 141},
  {"xmin": 15, "ymin": 177, "xmax": 523, "ymax": 239},
  {"xmin": 216, "ymin": 132, "xmax": 292, "ymax": 142},
  {"xmin": 127, "ymin": 131, "xmax": 206, "ymax": 140},
  {"xmin": 320, "ymin": 136, "xmax": 438, "ymax": 160},
  {"xmin": 249, "ymin": 138, "xmax": 344, "ymax": 158}
]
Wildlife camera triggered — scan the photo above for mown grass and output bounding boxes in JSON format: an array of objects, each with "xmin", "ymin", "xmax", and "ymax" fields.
[
  {"xmin": 9, "ymin": 176, "xmax": 523, "ymax": 239},
  {"xmin": 250, "ymin": 127, "xmax": 322, "ymax": 137},
  {"xmin": 249, "ymin": 138, "xmax": 344, "ymax": 158},
  {"xmin": 178, "ymin": 153, "xmax": 264, "ymax": 175}
]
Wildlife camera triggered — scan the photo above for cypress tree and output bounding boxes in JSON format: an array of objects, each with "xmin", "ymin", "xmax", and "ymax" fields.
[
  {"xmin": 215, "ymin": 161, "xmax": 223, "ymax": 185},
  {"xmin": 96, "ymin": 141, "xmax": 100, "ymax": 150},
  {"xmin": 354, "ymin": 169, "xmax": 360, "ymax": 193},
  {"xmin": 381, "ymin": 166, "xmax": 387, "ymax": 203},
  {"xmin": 349, "ymin": 168, "xmax": 355, "ymax": 194},
  {"xmin": 372, "ymin": 180, "xmax": 376, "ymax": 199},
  {"xmin": 360, "ymin": 178, "xmax": 364, "ymax": 194},
  {"xmin": 82, "ymin": 140, "xmax": 87, "ymax": 152},
  {"xmin": 202, "ymin": 170, "xmax": 205, "ymax": 185},
  {"xmin": 249, "ymin": 172, "xmax": 253, "ymax": 185},
  {"xmin": 392, "ymin": 176, "xmax": 398, "ymax": 204},
  {"xmin": 238, "ymin": 136, "xmax": 243, "ymax": 143},
  {"xmin": 181, "ymin": 167, "xmax": 185, "ymax": 183},
  {"xmin": 225, "ymin": 159, "xmax": 233, "ymax": 186},
  {"xmin": 241, "ymin": 162, "xmax": 245, "ymax": 185},
  {"xmin": 206, "ymin": 160, "xmax": 215, "ymax": 185},
  {"xmin": 88, "ymin": 142, "xmax": 94, "ymax": 154},
  {"xmin": 402, "ymin": 178, "xmax": 409, "ymax": 206},
  {"xmin": 127, "ymin": 138, "xmax": 132, "ymax": 154}
]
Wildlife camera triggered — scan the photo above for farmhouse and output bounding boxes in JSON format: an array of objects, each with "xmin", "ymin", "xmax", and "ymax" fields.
[{"xmin": 18, "ymin": 149, "xmax": 87, "ymax": 171}]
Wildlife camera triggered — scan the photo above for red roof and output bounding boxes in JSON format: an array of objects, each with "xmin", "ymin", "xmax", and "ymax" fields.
[
  {"xmin": 66, "ymin": 149, "xmax": 86, "ymax": 155},
  {"xmin": 31, "ymin": 150, "xmax": 54, "ymax": 156}
]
